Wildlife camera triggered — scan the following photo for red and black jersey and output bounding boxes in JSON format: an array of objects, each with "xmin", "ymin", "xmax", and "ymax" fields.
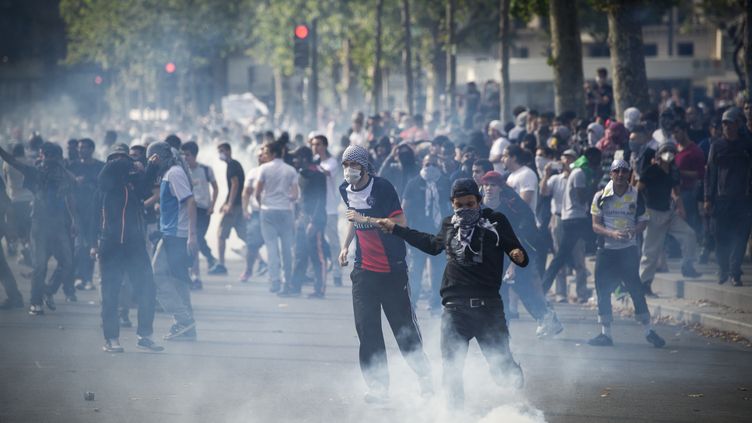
[{"xmin": 339, "ymin": 176, "xmax": 406, "ymax": 273}]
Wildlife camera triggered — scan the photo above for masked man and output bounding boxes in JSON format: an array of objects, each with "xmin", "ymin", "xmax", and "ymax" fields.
[{"xmin": 376, "ymin": 178, "xmax": 527, "ymax": 409}]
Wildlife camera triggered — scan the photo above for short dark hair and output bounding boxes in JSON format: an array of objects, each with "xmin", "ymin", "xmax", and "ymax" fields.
[
  {"xmin": 584, "ymin": 147, "xmax": 602, "ymax": 164},
  {"xmin": 506, "ymin": 144, "xmax": 525, "ymax": 163},
  {"xmin": 293, "ymin": 146, "xmax": 313, "ymax": 163},
  {"xmin": 313, "ymin": 134, "xmax": 328, "ymax": 147},
  {"xmin": 266, "ymin": 141, "xmax": 283, "ymax": 158},
  {"xmin": 78, "ymin": 138, "xmax": 95, "ymax": 149},
  {"xmin": 473, "ymin": 158, "xmax": 493, "ymax": 173},
  {"xmin": 181, "ymin": 141, "xmax": 199, "ymax": 156},
  {"xmin": 165, "ymin": 134, "xmax": 182, "ymax": 149},
  {"xmin": 597, "ymin": 67, "xmax": 608, "ymax": 77},
  {"xmin": 432, "ymin": 135, "xmax": 450, "ymax": 147},
  {"xmin": 130, "ymin": 145, "xmax": 146, "ymax": 155},
  {"xmin": 218, "ymin": 142, "xmax": 231, "ymax": 152}
]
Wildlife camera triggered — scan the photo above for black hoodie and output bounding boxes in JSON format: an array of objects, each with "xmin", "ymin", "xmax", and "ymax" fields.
[{"xmin": 94, "ymin": 159, "xmax": 158, "ymax": 249}]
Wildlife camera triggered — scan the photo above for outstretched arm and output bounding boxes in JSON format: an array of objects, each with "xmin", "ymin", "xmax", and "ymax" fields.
[{"xmin": 376, "ymin": 217, "xmax": 446, "ymax": 256}]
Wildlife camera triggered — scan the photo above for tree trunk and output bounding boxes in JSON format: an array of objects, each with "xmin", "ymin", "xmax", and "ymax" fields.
[
  {"xmin": 498, "ymin": 0, "xmax": 511, "ymax": 123},
  {"xmin": 430, "ymin": 32, "xmax": 446, "ymax": 117},
  {"xmin": 745, "ymin": 0, "xmax": 752, "ymax": 92},
  {"xmin": 342, "ymin": 37, "xmax": 357, "ymax": 113},
  {"xmin": 446, "ymin": 0, "xmax": 457, "ymax": 118},
  {"xmin": 549, "ymin": 0, "xmax": 585, "ymax": 117},
  {"xmin": 606, "ymin": 1, "xmax": 650, "ymax": 120},
  {"xmin": 372, "ymin": 0, "xmax": 384, "ymax": 113},
  {"xmin": 402, "ymin": 0, "xmax": 414, "ymax": 115},
  {"xmin": 273, "ymin": 66, "xmax": 285, "ymax": 123}
]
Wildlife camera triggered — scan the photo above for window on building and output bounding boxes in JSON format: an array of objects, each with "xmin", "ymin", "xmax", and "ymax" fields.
[
  {"xmin": 588, "ymin": 44, "xmax": 610, "ymax": 58},
  {"xmin": 677, "ymin": 42, "xmax": 694, "ymax": 57},
  {"xmin": 643, "ymin": 43, "xmax": 658, "ymax": 57},
  {"xmin": 515, "ymin": 47, "xmax": 529, "ymax": 58}
]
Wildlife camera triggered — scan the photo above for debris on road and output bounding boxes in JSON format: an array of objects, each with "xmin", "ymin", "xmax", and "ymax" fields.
[
  {"xmin": 688, "ymin": 393, "xmax": 704, "ymax": 398},
  {"xmin": 84, "ymin": 392, "xmax": 95, "ymax": 401}
]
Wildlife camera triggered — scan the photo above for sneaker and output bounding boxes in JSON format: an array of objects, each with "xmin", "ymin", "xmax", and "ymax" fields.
[
  {"xmin": 28, "ymin": 304, "xmax": 44, "ymax": 316},
  {"xmin": 681, "ymin": 265, "xmax": 702, "ymax": 279},
  {"xmin": 307, "ymin": 291, "xmax": 325, "ymax": 299},
  {"xmin": 0, "ymin": 296, "xmax": 24, "ymax": 310},
  {"xmin": 269, "ymin": 281, "xmax": 281, "ymax": 293},
  {"xmin": 718, "ymin": 273, "xmax": 729, "ymax": 285},
  {"xmin": 65, "ymin": 293, "xmax": 78, "ymax": 302},
  {"xmin": 536, "ymin": 311, "xmax": 564, "ymax": 339},
  {"xmin": 163, "ymin": 322, "xmax": 197, "ymax": 341},
  {"xmin": 333, "ymin": 277, "xmax": 343, "ymax": 287},
  {"xmin": 207, "ymin": 263, "xmax": 228, "ymax": 275},
  {"xmin": 43, "ymin": 294, "xmax": 56, "ymax": 311},
  {"xmin": 554, "ymin": 294, "xmax": 567, "ymax": 303},
  {"xmin": 74, "ymin": 279, "xmax": 85, "ymax": 290},
  {"xmin": 190, "ymin": 279, "xmax": 203, "ymax": 290},
  {"xmin": 588, "ymin": 333, "xmax": 614, "ymax": 346},
  {"xmin": 206, "ymin": 256, "xmax": 217, "ymax": 269},
  {"xmin": 732, "ymin": 276, "xmax": 743, "ymax": 287},
  {"xmin": 239, "ymin": 272, "xmax": 251, "ymax": 283},
  {"xmin": 257, "ymin": 261, "xmax": 268, "ymax": 276},
  {"xmin": 83, "ymin": 281, "xmax": 95, "ymax": 291},
  {"xmin": 103, "ymin": 338, "xmax": 124, "ymax": 353},
  {"xmin": 137, "ymin": 337, "xmax": 165, "ymax": 352},
  {"xmin": 646, "ymin": 330, "xmax": 666, "ymax": 348},
  {"xmin": 278, "ymin": 288, "xmax": 301, "ymax": 297},
  {"xmin": 120, "ymin": 315, "xmax": 132, "ymax": 328}
]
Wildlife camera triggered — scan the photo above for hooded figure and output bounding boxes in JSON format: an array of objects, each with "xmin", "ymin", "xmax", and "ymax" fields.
[
  {"xmin": 587, "ymin": 122, "xmax": 605, "ymax": 147},
  {"xmin": 623, "ymin": 107, "xmax": 641, "ymax": 132}
]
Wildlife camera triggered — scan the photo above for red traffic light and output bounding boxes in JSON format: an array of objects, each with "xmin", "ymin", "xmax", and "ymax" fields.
[
  {"xmin": 94, "ymin": 75, "xmax": 103, "ymax": 85},
  {"xmin": 165, "ymin": 62, "xmax": 176, "ymax": 73},
  {"xmin": 294, "ymin": 25, "xmax": 309, "ymax": 39}
]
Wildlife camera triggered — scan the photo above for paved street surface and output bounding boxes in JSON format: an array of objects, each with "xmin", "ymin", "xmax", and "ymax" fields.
[{"xmin": 1, "ymin": 260, "xmax": 751, "ymax": 423}]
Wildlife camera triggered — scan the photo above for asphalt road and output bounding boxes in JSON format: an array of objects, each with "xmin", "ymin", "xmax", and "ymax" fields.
[{"xmin": 1, "ymin": 260, "xmax": 750, "ymax": 423}]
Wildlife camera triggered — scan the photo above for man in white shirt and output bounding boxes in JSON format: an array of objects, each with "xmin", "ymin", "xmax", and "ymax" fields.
[
  {"xmin": 310, "ymin": 134, "xmax": 343, "ymax": 286},
  {"xmin": 502, "ymin": 145, "xmax": 538, "ymax": 213},
  {"xmin": 540, "ymin": 149, "xmax": 588, "ymax": 302},
  {"xmin": 349, "ymin": 113, "xmax": 369, "ymax": 149},
  {"xmin": 488, "ymin": 120, "xmax": 510, "ymax": 173},
  {"xmin": 541, "ymin": 148, "xmax": 602, "ymax": 299},
  {"xmin": 240, "ymin": 150, "xmax": 269, "ymax": 283},
  {"xmin": 255, "ymin": 142, "xmax": 299, "ymax": 293}
]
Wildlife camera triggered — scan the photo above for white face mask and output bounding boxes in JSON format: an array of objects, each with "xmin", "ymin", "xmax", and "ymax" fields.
[
  {"xmin": 534, "ymin": 156, "xmax": 550, "ymax": 174},
  {"xmin": 219, "ymin": 152, "xmax": 228, "ymax": 162},
  {"xmin": 344, "ymin": 167, "xmax": 362, "ymax": 185}
]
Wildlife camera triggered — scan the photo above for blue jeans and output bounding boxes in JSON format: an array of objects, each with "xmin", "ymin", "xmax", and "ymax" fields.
[
  {"xmin": 153, "ymin": 236, "xmax": 194, "ymax": 326},
  {"xmin": 260, "ymin": 210, "xmax": 295, "ymax": 285}
]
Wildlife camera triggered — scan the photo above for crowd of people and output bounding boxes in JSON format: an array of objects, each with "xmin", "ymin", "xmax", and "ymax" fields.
[{"xmin": 0, "ymin": 68, "xmax": 751, "ymax": 405}]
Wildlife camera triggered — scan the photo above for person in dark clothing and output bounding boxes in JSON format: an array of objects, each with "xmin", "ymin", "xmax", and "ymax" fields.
[
  {"xmin": 279, "ymin": 147, "xmax": 329, "ymax": 298},
  {"xmin": 0, "ymin": 175, "xmax": 23, "ymax": 309},
  {"xmin": 704, "ymin": 107, "xmax": 752, "ymax": 286},
  {"xmin": 480, "ymin": 171, "xmax": 563, "ymax": 338},
  {"xmin": 375, "ymin": 178, "xmax": 527, "ymax": 409},
  {"xmin": 68, "ymin": 138, "xmax": 104, "ymax": 291},
  {"xmin": 0, "ymin": 142, "xmax": 76, "ymax": 315},
  {"xmin": 402, "ymin": 154, "xmax": 451, "ymax": 313},
  {"xmin": 92, "ymin": 144, "xmax": 163, "ymax": 353},
  {"xmin": 338, "ymin": 145, "xmax": 432, "ymax": 403},
  {"xmin": 209, "ymin": 143, "xmax": 246, "ymax": 276},
  {"xmin": 377, "ymin": 142, "xmax": 418, "ymax": 197}
]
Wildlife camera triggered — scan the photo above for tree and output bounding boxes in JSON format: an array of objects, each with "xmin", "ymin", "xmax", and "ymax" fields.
[
  {"xmin": 402, "ymin": 0, "xmax": 415, "ymax": 115},
  {"xmin": 499, "ymin": 0, "xmax": 511, "ymax": 122},
  {"xmin": 549, "ymin": 0, "xmax": 585, "ymax": 116},
  {"xmin": 598, "ymin": 0, "xmax": 651, "ymax": 119},
  {"xmin": 373, "ymin": 0, "xmax": 385, "ymax": 112}
]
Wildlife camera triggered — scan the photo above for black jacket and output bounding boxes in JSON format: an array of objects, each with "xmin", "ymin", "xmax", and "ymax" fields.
[
  {"xmin": 392, "ymin": 207, "xmax": 527, "ymax": 303},
  {"xmin": 94, "ymin": 160, "xmax": 158, "ymax": 248},
  {"xmin": 297, "ymin": 166, "xmax": 327, "ymax": 229},
  {"xmin": 704, "ymin": 136, "xmax": 752, "ymax": 203}
]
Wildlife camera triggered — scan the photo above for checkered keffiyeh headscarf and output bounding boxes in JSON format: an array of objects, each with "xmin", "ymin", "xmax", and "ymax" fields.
[{"xmin": 341, "ymin": 145, "xmax": 374, "ymax": 174}]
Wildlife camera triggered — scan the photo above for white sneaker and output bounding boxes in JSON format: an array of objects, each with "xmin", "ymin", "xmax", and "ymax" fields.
[
  {"xmin": 536, "ymin": 310, "xmax": 564, "ymax": 339},
  {"xmin": 103, "ymin": 338, "xmax": 124, "ymax": 353}
]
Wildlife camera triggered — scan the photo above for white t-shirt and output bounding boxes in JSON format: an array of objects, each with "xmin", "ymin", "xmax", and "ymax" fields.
[
  {"xmin": 546, "ymin": 173, "xmax": 567, "ymax": 215},
  {"xmin": 489, "ymin": 137, "xmax": 510, "ymax": 173},
  {"xmin": 506, "ymin": 166, "xmax": 538, "ymax": 213},
  {"xmin": 160, "ymin": 165, "xmax": 193, "ymax": 238},
  {"xmin": 245, "ymin": 166, "xmax": 261, "ymax": 212},
  {"xmin": 319, "ymin": 155, "xmax": 341, "ymax": 215},
  {"xmin": 187, "ymin": 163, "xmax": 215, "ymax": 210},
  {"xmin": 561, "ymin": 168, "xmax": 588, "ymax": 220},
  {"xmin": 258, "ymin": 158, "xmax": 299, "ymax": 211}
]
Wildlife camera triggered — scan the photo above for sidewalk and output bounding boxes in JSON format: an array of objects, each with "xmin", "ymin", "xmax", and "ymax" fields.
[{"xmin": 572, "ymin": 255, "xmax": 752, "ymax": 340}]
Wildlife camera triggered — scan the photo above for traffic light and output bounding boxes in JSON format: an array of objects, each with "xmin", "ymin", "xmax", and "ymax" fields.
[
  {"xmin": 165, "ymin": 62, "xmax": 176, "ymax": 74},
  {"xmin": 293, "ymin": 24, "xmax": 309, "ymax": 68}
]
